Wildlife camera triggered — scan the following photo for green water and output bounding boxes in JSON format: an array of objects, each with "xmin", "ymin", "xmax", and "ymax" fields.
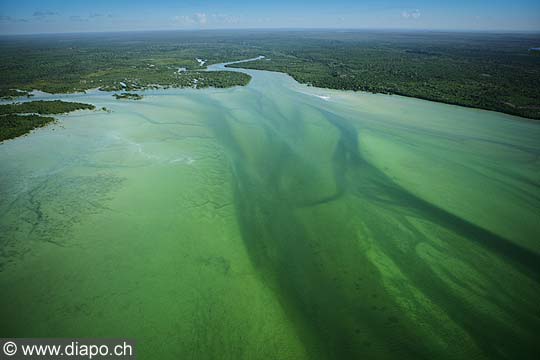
[{"xmin": 1, "ymin": 62, "xmax": 539, "ymax": 359}]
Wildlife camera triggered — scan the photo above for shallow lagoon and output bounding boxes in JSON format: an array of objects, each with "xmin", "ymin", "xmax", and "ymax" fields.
[{"xmin": 1, "ymin": 62, "xmax": 539, "ymax": 359}]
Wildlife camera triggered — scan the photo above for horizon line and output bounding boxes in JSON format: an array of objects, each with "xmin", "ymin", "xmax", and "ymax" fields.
[{"xmin": 2, "ymin": 27, "xmax": 540, "ymax": 37}]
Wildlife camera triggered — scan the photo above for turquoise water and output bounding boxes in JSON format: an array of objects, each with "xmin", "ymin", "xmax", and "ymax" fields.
[{"xmin": 1, "ymin": 61, "xmax": 539, "ymax": 359}]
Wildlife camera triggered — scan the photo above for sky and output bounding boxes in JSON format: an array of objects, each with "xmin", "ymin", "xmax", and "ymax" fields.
[{"xmin": 1, "ymin": 0, "xmax": 539, "ymax": 34}]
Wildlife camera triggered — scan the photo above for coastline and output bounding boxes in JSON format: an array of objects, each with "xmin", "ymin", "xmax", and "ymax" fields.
[
  {"xmin": 226, "ymin": 59, "xmax": 540, "ymax": 121},
  {"xmin": 2, "ymin": 56, "xmax": 538, "ymax": 144}
]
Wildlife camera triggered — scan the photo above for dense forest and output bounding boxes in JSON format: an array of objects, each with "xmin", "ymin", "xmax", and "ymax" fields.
[
  {"xmin": 0, "ymin": 30, "xmax": 539, "ymax": 118},
  {"xmin": 227, "ymin": 31, "xmax": 540, "ymax": 119},
  {"xmin": 0, "ymin": 31, "xmax": 255, "ymax": 96},
  {"xmin": 0, "ymin": 100, "xmax": 95, "ymax": 115},
  {"xmin": 0, "ymin": 114, "xmax": 56, "ymax": 141},
  {"xmin": 0, "ymin": 100, "xmax": 95, "ymax": 141}
]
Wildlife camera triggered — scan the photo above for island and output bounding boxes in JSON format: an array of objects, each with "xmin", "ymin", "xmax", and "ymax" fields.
[
  {"xmin": 0, "ymin": 100, "xmax": 95, "ymax": 141},
  {"xmin": 114, "ymin": 92, "xmax": 143, "ymax": 100}
]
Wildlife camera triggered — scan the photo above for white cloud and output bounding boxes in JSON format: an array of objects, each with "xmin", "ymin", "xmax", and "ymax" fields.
[
  {"xmin": 401, "ymin": 9, "xmax": 421, "ymax": 19},
  {"xmin": 194, "ymin": 13, "xmax": 207, "ymax": 25},
  {"xmin": 173, "ymin": 12, "xmax": 241, "ymax": 27},
  {"xmin": 32, "ymin": 11, "xmax": 59, "ymax": 17},
  {"xmin": 0, "ymin": 15, "xmax": 28, "ymax": 23},
  {"xmin": 69, "ymin": 15, "xmax": 88, "ymax": 22},
  {"xmin": 174, "ymin": 13, "xmax": 208, "ymax": 26},
  {"xmin": 211, "ymin": 13, "xmax": 240, "ymax": 25}
]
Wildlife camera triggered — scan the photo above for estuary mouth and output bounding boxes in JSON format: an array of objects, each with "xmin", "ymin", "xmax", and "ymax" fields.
[{"xmin": 1, "ymin": 31, "xmax": 539, "ymax": 360}]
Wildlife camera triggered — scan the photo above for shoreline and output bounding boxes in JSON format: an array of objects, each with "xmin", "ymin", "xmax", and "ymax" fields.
[
  {"xmin": 2, "ymin": 56, "xmax": 538, "ymax": 141},
  {"xmin": 225, "ymin": 59, "xmax": 540, "ymax": 121},
  {"xmin": 3, "ymin": 53, "xmax": 536, "ymax": 122}
]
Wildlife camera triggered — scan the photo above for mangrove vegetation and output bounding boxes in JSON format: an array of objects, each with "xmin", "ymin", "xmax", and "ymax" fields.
[
  {"xmin": 0, "ymin": 30, "xmax": 538, "ymax": 118},
  {"xmin": 0, "ymin": 100, "xmax": 95, "ymax": 141}
]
